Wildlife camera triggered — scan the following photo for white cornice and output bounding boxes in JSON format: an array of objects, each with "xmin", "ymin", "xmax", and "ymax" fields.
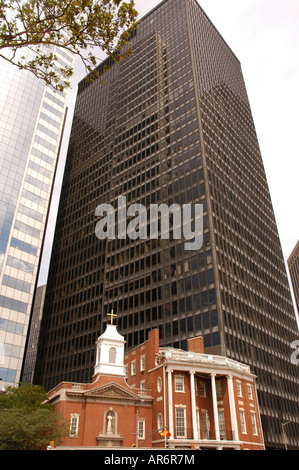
[{"xmin": 160, "ymin": 349, "xmax": 255, "ymax": 380}]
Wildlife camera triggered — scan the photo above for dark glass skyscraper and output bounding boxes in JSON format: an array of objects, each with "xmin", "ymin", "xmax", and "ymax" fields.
[
  {"xmin": 33, "ymin": 0, "xmax": 299, "ymax": 449},
  {"xmin": 288, "ymin": 241, "xmax": 299, "ymax": 316}
]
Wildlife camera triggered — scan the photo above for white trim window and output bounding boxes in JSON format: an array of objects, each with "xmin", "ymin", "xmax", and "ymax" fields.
[
  {"xmin": 239, "ymin": 410, "xmax": 247, "ymax": 434},
  {"xmin": 200, "ymin": 382, "xmax": 206, "ymax": 398},
  {"xmin": 236, "ymin": 381, "xmax": 242, "ymax": 397},
  {"xmin": 216, "ymin": 380, "xmax": 222, "ymax": 397},
  {"xmin": 174, "ymin": 375, "xmax": 185, "ymax": 392},
  {"xmin": 138, "ymin": 419, "xmax": 145, "ymax": 439},
  {"xmin": 140, "ymin": 354, "xmax": 145, "ymax": 372},
  {"xmin": 131, "ymin": 360, "xmax": 136, "ymax": 376},
  {"xmin": 69, "ymin": 414, "xmax": 79, "ymax": 437},
  {"xmin": 218, "ymin": 409, "xmax": 226, "ymax": 440},
  {"xmin": 157, "ymin": 376, "xmax": 162, "ymax": 393},
  {"xmin": 140, "ymin": 380, "xmax": 145, "ymax": 390},
  {"xmin": 175, "ymin": 406, "xmax": 186, "ymax": 438},
  {"xmin": 157, "ymin": 413, "xmax": 163, "ymax": 432},
  {"xmin": 250, "ymin": 412, "xmax": 258, "ymax": 435}
]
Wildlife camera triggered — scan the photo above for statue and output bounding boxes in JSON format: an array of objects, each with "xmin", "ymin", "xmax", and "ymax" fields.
[{"xmin": 106, "ymin": 411, "xmax": 115, "ymax": 434}]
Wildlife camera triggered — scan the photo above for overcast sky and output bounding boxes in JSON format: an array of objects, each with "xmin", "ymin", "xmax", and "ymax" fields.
[{"xmin": 38, "ymin": 0, "xmax": 299, "ymax": 316}]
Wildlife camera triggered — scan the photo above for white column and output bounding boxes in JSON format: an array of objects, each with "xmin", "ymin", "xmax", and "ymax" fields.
[
  {"xmin": 227, "ymin": 375, "xmax": 239, "ymax": 441},
  {"xmin": 167, "ymin": 370, "xmax": 174, "ymax": 437},
  {"xmin": 210, "ymin": 373, "xmax": 220, "ymax": 441},
  {"xmin": 189, "ymin": 371, "xmax": 198, "ymax": 440}
]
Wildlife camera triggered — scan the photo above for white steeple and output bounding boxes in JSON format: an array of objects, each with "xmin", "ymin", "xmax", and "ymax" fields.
[{"xmin": 94, "ymin": 311, "xmax": 126, "ymax": 377}]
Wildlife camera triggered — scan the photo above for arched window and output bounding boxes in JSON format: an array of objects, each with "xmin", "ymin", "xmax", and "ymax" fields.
[
  {"xmin": 109, "ymin": 347, "xmax": 116, "ymax": 363},
  {"xmin": 157, "ymin": 376, "xmax": 162, "ymax": 393},
  {"xmin": 97, "ymin": 345, "xmax": 101, "ymax": 365},
  {"xmin": 157, "ymin": 413, "xmax": 163, "ymax": 432}
]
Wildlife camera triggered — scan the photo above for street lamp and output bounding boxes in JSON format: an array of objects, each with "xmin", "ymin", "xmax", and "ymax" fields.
[
  {"xmin": 281, "ymin": 421, "xmax": 293, "ymax": 450},
  {"xmin": 136, "ymin": 427, "xmax": 171, "ymax": 448}
]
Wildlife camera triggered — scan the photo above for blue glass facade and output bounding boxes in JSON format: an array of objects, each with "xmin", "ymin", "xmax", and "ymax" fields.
[{"xmin": 0, "ymin": 47, "xmax": 74, "ymax": 386}]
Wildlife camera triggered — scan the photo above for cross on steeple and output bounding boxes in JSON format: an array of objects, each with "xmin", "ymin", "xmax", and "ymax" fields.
[{"xmin": 107, "ymin": 309, "xmax": 117, "ymax": 325}]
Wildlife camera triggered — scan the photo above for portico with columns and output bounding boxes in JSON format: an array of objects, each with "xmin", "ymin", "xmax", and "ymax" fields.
[
  {"xmin": 47, "ymin": 324, "xmax": 264, "ymax": 450},
  {"xmin": 125, "ymin": 329, "xmax": 265, "ymax": 450},
  {"xmin": 165, "ymin": 366, "xmax": 242, "ymax": 449}
]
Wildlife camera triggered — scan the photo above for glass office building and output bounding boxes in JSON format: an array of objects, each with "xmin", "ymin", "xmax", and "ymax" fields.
[
  {"xmin": 21, "ymin": 284, "xmax": 47, "ymax": 384},
  {"xmin": 0, "ymin": 47, "xmax": 74, "ymax": 387},
  {"xmin": 34, "ymin": 0, "xmax": 299, "ymax": 449},
  {"xmin": 288, "ymin": 241, "xmax": 299, "ymax": 315}
]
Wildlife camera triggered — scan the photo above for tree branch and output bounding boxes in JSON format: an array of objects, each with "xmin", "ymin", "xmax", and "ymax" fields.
[{"xmin": 0, "ymin": 0, "xmax": 138, "ymax": 89}]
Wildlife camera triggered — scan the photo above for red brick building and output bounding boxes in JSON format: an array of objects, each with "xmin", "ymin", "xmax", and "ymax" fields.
[
  {"xmin": 47, "ymin": 324, "xmax": 264, "ymax": 450},
  {"xmin": 47, "ymin": 322, "xmax": 153, "ymax": 448}
]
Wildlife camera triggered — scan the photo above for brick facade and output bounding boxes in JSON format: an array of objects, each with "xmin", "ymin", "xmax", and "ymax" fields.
[
  {"xmin": 124, "ymin": 330, "xmax": 264, "ymax": 450},
  {"xmin": 50, "ymin": 375, "xmax": 153, "ymax": 448},
  {"xmin": 48, "ymin": 327, "xmax": 264, "ymax": 450}
]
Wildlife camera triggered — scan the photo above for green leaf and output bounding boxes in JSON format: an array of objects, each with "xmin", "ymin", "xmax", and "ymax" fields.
[{"xmin": 0, "ymin": 0, "xmax": 138, "ymax": 89}]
